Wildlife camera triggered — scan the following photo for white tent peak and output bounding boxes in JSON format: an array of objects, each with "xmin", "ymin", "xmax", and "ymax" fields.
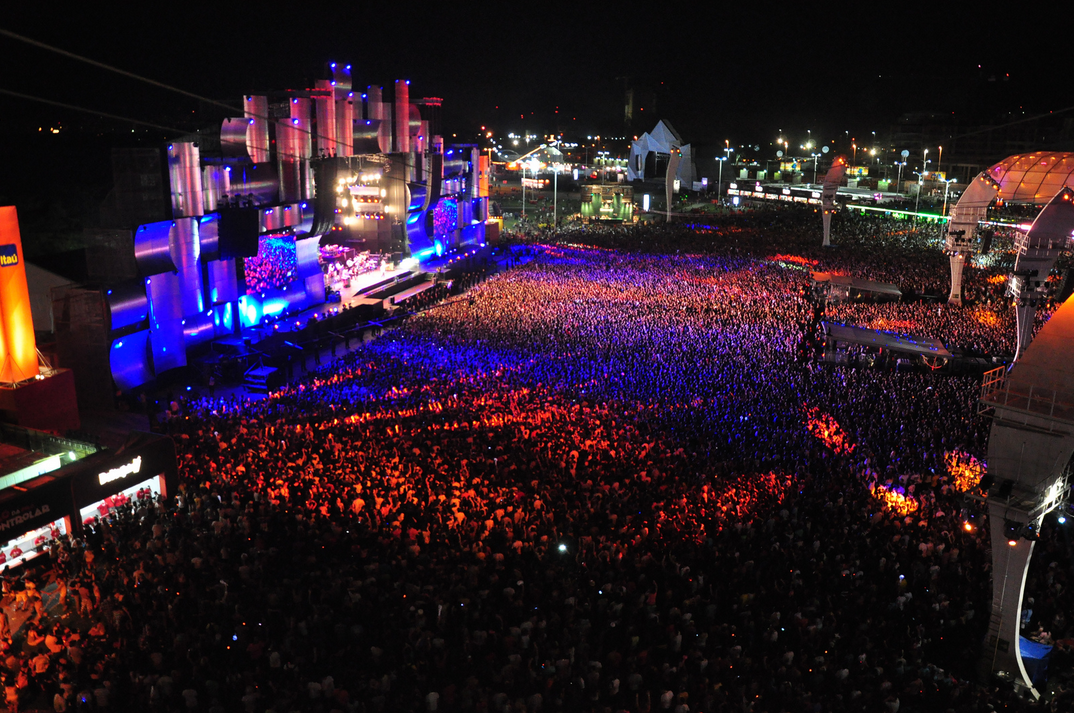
[{"xmin": 627, "ymin": 120, "xmax": 696, "ymax": 186}]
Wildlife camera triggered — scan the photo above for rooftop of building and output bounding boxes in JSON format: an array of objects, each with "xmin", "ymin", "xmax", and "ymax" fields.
[{"xmin": 0, "ymin": 424, "xmax": 98, "ymax": 489}]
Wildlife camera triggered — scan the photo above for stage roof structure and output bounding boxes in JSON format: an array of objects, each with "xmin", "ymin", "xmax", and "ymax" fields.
[
  {"xmin": 822, "ymin": 322, "xmax": 953, "ymax": 359},
  {"xmin": 627, "ymin": 120, "xmax": 696, "ymax": 186},
  {"xmin": 988, "ymin": 152, "xmax": 1074, "ymax": 204}
]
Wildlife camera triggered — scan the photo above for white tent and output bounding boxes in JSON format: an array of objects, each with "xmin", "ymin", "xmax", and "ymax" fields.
[
  {"xmin": 627, "ymin": 120, "xmax": 696, "ymax": 186},
  {"xmin": 25, "ymin": 262, "xmax": 71, "ymax": 334}
]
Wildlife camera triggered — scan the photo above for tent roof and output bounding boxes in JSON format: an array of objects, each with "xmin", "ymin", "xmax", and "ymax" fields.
[
  {"xmin": 811, "ymin": 272, "xmax": 902, "ymax": 296},
  {"xmin": 652, "ymin": 120, "xmax": 684, "ymax": 146},
  {"xmin": 822, "ymin": 322, "xmax": 953, "ymax": 358}
]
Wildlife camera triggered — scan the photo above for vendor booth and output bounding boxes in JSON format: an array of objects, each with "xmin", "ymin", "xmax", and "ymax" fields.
[{"xmin": 0, "ymin": 431, "xmax": 177, "ymax": 568}]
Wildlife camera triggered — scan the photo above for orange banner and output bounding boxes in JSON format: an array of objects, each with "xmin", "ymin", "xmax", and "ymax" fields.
[
  {"xmin": 478, "ymin": 155, "xmax": 490, "ymax": 198},
  {"xmin": 0, "ymin": 207, "xmax": 38, "ymax": 383}
]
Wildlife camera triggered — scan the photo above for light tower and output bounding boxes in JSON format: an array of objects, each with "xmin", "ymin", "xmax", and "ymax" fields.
[
  {"xmin": 820, "ymin": 156, "xmax": 847, "ymax": 247},
  {"xmin": 943, "ymin": 171, "xmax": 1000, "ymax": 305}
]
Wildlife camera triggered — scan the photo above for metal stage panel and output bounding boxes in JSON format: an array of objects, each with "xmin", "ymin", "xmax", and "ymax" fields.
[
  {"xmin": 260, "ymin": 203, "xmax": 303, "ymax": 233},
  {"xmin": 109, "ymin": 330, "xmax": 152, "ymax": 391},
  {"xmin": 460, "ymin": 222, "xmax": 485, "ymax": 248},
  {"xmin": 105, "ymin": 281, "xmax": 148, "ymax": 331},
  {"xmin": 304, "ymin": 273, "xmax": 326, "ymax": 306},
  {"xmin": 336, "ymin": 97, "xmax": 354, "ymax": 156},
  {"xmin": 134, "ymin": 221, "xmax": 177, "ymax": 276},
  {"xmin": 149, "ymin": 322, "xmax": 186, "ymax": 373},
  {"xmin": 394, "ymin": 80, "xmax": 410, "ymax": 154},
  {"xmin": 167, "ymin": 142, "xmax": 204, "ymax": 218},
  {"xmin": 295, "ymin": 236, "xmax": 322, "ymax": 279},
  {"xmin": 147, "ymin": 271, "xmax": 182, "ymax": 326},
  {"xmin": 331, "ymin": 63, "xmax": 351, "ymax": 99},
  {"xmin": 182, "ymin": 312, "xmax": 215, "ymax": 349},
  {"xmin": 221, "ymin": 117, "xmax": 254, "ymax": 160},
  {"xmin": 295, "ymin": 201, "xmax": 314, "ymax": 235},
  {"xmin": 261, "ymin": 206, "xmax": 286, "ymax": 233},
  {"xmin": 290, "ymin": 97, "xmax": 312, "ymax": 161},
  {"xmin": 146, "ymin": 264, "xmax": 189, "ymax": 373},
  {"xmin": 171, "ymin": 218, "xmax": 203, "ymax": 317},
  {"xmin": 236, "ymin": 283, "xmax": 315, "ymax": 329},
  {"xmin": 278, "ymin": 119, "xmax": 305, "ymax": 204},
  {"xmin": 244, "ymin": 95, "xmax": 270, "ymax": 164},
  {"xmin": 201, "ymin": 165, "xmax": 229, "ymax": 214},
  {"xmin": 226, "ymin": 163, "xmax": 278, "ymax": 206},
  {"xmin": 353, "ymin": 119, "xmax": 382, "ymax": 154},
  {"xmin": 198, "ymin": 214, "xmax": 220, "ymax": 262},
  {"xmin": 207, "ymin": 258, "xmax": 239, "ymax": 305},
  {"xmin": 314, "ymin": 80, "xmax": 337, "ymax": 158}
]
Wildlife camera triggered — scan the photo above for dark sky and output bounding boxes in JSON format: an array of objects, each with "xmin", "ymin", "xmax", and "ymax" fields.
[{"xmin": 0, "ymin": 3, "xmax": 1068, "ymax": 148}]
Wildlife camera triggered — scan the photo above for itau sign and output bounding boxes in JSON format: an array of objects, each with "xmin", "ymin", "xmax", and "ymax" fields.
[
  {"xmin": 0, "ymin": 245, "xmax": 18, "ymax": 267},
  {"xmin": 0, "ymin": 208, "xmax": 37, "ymax": 382}
]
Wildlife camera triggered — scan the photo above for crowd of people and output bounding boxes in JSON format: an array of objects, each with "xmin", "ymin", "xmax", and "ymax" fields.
[
  {"xmin": 5, "ymin": 205, "xmax": 1073, "ymax": 712},
  {"xmin": 244, "ymin": 237, "xmax": 300, "ymax": 296}
]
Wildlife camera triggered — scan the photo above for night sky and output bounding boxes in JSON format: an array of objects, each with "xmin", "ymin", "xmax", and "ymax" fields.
[{"xmin": 0, "ymin": 4, "xmax": 1067, "ymax": 148}]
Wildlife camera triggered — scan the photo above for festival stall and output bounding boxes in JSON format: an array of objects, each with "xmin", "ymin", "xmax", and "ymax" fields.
[{"xmin": 0, "ymin": 432, "xmax": 177, "ymax": 568}]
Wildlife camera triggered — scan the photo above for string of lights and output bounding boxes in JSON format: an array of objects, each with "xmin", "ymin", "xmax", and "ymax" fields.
[{"xmin": 0, "ymin": 87, "xmax": 191, "ymax": 134}]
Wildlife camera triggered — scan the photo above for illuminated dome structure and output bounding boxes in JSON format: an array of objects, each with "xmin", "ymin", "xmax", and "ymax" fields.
[
  {"xmin": 944, "ymin": 152, "xmax": 1074, "ymax": 311},
  {"xmin": 988, "ymin": 151, "xmax": 1074, "ymax": 204}
]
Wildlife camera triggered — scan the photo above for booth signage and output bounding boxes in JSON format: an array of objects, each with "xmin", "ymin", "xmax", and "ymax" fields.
[
  {"xmin": 98, "ymin": 456, "xmax": 142, "ymax": 486},
  {"xmin": 0, "ymin": 503, "xmax": 50, "ymax": 533}
]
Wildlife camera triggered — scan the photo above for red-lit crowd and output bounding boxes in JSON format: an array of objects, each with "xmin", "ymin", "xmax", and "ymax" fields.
[{"xmin": 3, "ymin": 206, "xmax": 1072, "ymax": 712}]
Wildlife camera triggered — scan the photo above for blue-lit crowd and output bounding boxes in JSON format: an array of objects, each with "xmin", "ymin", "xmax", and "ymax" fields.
[{"xmin": 4, "ymin": 206, "xmax": 1073, "ymax": 712}]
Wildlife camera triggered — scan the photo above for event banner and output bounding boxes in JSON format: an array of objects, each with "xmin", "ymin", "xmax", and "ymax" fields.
[{"xmin": 0, "ymin": 207, "xmax": 37, "ymax": 383}]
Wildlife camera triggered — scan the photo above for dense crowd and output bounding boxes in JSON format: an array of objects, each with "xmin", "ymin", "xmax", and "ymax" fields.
[
  {"xmin": 245, "ymin": 237, "xmax": 300, "ymax": 296},
  {"xmin": 6, "ymin": 205, "xmax": 1073, "ymax": 712}
]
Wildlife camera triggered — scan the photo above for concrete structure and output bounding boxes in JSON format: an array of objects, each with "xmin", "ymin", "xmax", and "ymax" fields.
[
  {"xmin": 944, "ymin": 172, "xmax": 1000, "ymax": 305},
  {"xmin": 977, "ymin": 293, "xmax": 1074, "ymax": 697}
]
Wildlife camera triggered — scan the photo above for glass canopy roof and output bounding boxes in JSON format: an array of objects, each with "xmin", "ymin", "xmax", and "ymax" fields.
[{"xmin": 988, "ymin": 152, "xmax": 1074, "ymax": 204}]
